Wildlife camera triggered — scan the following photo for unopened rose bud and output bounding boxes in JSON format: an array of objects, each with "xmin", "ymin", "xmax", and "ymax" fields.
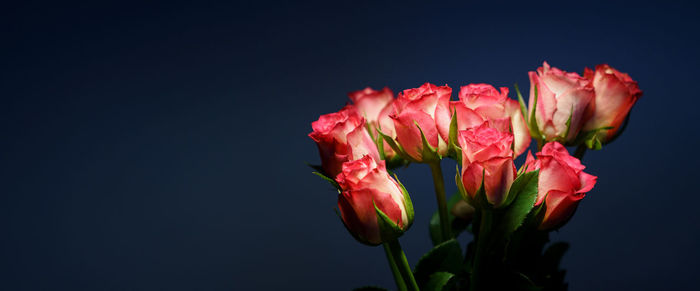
[
  {"xmin": 309, "ymin": 105, "xmax": 380, "ymax": 177},
  {"xmin": 522, "ymin": 142, "xmax": 597, "ymax": 230},
  {"xmin": 336, "ymin": 156, "xmax": 414, "ymax": 245},
  {"xmin": 581, "ymin": 64, "xmax": 642, "ymax": 143}
]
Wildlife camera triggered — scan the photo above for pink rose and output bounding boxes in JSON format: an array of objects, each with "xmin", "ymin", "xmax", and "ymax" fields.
[
  {"xmin": 349, "ymin": 87, "xmax": 398, "ymax": 159},
  {"xmin": 391, "ymin": 83, "xmax": 451, "ymax": 161},
  {"xmin": 582, "ymin": 64, "xmax": 643, "ymax": 141},
  {"xmin": 336, "ymin": 155, "xmax": 412, "ymax": 245},
  {"xmin": 435, "ymin": 83, "xmax": 530, "ymax": 157},
  {"xmin": 522, "ymin": 142, "xmax": 597, "ymax": 230},
  {"xmin": 348, "ymin": 87, "xmax": 394, "ymax": 127},
  {"xmin": 458, "ymin": 121, "xmax": 517, "ymax": 207},
  {"xmin": 528, "ymin": 62, "xmax": 594, "ymax": 142},
  {"xmin": 309, "ymin": 105, "xmax": 380, "ymax": 177}
]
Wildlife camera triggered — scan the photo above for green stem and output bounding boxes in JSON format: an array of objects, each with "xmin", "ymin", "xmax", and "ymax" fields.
[
  {"xmin": 536, "ymin": 138, "xmax": 544, "ymax": 151},
  {"xmin": 383, "ymin": 243, "xmax": 407, "ymax": 291},
  {"xmin": 429, "ymin": 161, "xmax": 451, "ymax": 243},
  {"xmin": 574, "ymin": 145, "xmax": 587, "ymax": 161},
  {"xmin": 386, "ymin": 239, "xmax": 420, "ymax": 291},
  {"xmin": 470, "ymin": 210, "xmax": 493, "ymax": 291}
]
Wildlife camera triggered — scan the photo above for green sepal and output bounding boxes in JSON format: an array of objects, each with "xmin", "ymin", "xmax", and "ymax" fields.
[
  {"xmin": 513, "ymin": 83, "xmax": 529, "ymax": 120},
  {"xmin": 413, "ymin": 239, "xmax": 462, "ymax": 289},
  {"xmin": 393, "ymin": 174, "xmax": 415, "ymax": 229},
  {"xmin": 429, "ymin": 193, "xmax": 470, "ymax": 245},
  {"xmin": 375, "ymin": 203, "xmax": 405, "ymax": 243},
  {"xmin": 472, "ymin": 170, "xmax": 491, "ymax": 210},
  {"xmin": 425, "ymin": 272, "xmax": 456, "ymax": 291},
  {"xmin": 376, "ymin": 128, "xmax": 412, "ymax": 162},
  {"xmin": 416, "ymin": 121, "xmax": 441, "ymax": 163},
  {"xmin": 447, "ymin": 108, "xmax": 462, "ymax": 164},
  {"xmin": 528, "ymin": 84, "xmax": 545, "ymax": 142},
  {"xmin": 585, "ymin": 135, "xmax": 602, "ymax": 150},
  {"xmin": 570, "ymin": 125, "xmax": 613, "ymax": 149},
  {"xmin": 311, "ymin": 171, "xmax": 341, "ymax": 191},
  {"xmin": 385, "ymin": 155, "xmax": 410, "ymax": 170},
  {"xmin": 494, "ymin": 170, "xmax": 539, "ymax": 240}
]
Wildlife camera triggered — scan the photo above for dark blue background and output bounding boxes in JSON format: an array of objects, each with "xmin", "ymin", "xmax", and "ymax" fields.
[{"xmin": 2, "ymin": 1, "xmax": 699, "ymax": 290}]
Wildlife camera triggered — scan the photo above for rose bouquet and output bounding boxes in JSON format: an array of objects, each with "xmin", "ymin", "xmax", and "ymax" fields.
[{"xmin": 308, "ymin": 62, "xmax": 642, "ymax": 291}]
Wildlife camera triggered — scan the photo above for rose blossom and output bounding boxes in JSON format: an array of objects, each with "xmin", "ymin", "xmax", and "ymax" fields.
[
  {"xmin": 435, "ymin": 83, "xmax": 530, "ymax": 157},
  {"xmin": 582, "ymin": 64, "xmax": 643, "ymax": 141},
  {"xmin": 522, "ymin": 142, "xmax": 597, "ymax": 230},
  {"xmin": 459, "ymin": 121, "xmax": 517, "ymax": 207},
  {"xmin": 390, "ymin": 83, "xmax": 451, "ymax": 161},
  {"xmin": 528, "ymin": 62, "xmax": 594, "ymax": 142},
  {"xmin": 309, "ymin": 105, "xmax": 380, "ymax": 177},
  {"xmin": 336, "ymin": 155, "xmax": 411, "ymax": 245},
  {"xmin": 348, "ymin": 87, "xmax": 398, "ymax": 159}
]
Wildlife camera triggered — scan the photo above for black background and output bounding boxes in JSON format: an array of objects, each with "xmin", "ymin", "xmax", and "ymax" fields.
[{"xmin": 2, "ymin": 1, "xmax": 700, "ymax": 290}]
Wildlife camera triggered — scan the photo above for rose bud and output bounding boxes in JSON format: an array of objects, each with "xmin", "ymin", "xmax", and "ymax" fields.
[
  {"xmin": 336, "ymin": 155, "xmax": 414, "ymax": 245},
  {"xmin": 521, "ymin": 142, "xmax": 597, "ymax": 230},
  {"xmin": 309, "ymin": 105, "xmax": 380, "ymax": 177},
  {"xmin": 435, "ymin": 83, "xmax": 530, "ymax": 157},
  {"xmin": 390, "ymin": 83, "xmax": 451, "ymax": 162},
  {"xmin": 348, "ymin": 87, "xmax": 400, "ymax": 160},
  {"xmin": 528, "ymin": 62, "xmax": 595, "ymax": 143},
  {"xmin": 458, "ymin": 121, "xmax": 517, "ymax": 207},
  {"xmin": 582, "ymin": 64, "xmax": 643, "ymax": 142}
]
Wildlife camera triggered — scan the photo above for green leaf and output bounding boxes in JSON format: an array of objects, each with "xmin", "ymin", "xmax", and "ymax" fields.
[
  {"xmin": 429, "ymin": 193, "xmax": 470, "ymax": 245},
  {"xmin": 413, "ymin": 239, "xmax": 463, "ymax": 289},
  {"xmin": 312, "ymin": 171, "xmax": 341, "ymax": 190},
  {"xmin": 353, "ymin": 286, "xmax": 389, "ymax": 291},
  {"xmin": 496, "ymin": 170, "xmax": 539, "ymax": 239},
  {"xmin": 425, "ymin": 272, "xmax": 455, "ymax": 291},
  {"xmin": 513, "ymin": 83, "xmax": 528, "ymax": 120},
  {"xmin": 500, "ymin": 170, "xmax": 538, "ymax": 208}
]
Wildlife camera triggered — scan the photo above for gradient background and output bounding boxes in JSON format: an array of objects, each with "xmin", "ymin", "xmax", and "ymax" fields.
[{"xmin": 2, "ymin": 1, "xmax": 700, "ymax": 290}]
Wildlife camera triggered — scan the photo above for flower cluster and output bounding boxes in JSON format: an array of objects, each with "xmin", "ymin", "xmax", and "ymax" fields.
[{"xmin": 308, "ymin": 62, "xmax": 641, "ymax": 291}]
